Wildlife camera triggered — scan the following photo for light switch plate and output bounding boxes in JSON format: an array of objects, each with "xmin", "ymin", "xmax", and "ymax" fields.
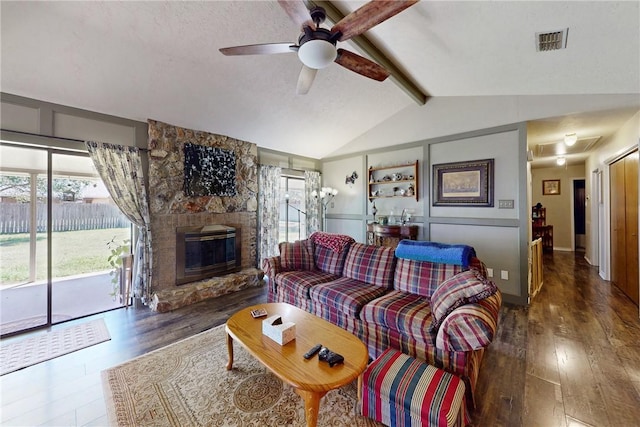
[
  {"xmin": 501, "ymin": 270, "xmax": 509, "ymax": 280},
  {"xmin": 498, "ymin": 200, "xmax": 514, "ymax": 209}
]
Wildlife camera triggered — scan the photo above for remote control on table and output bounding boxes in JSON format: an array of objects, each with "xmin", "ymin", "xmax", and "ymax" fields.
[{"xmin": 304, "ymin": 344, "xmax": 323, "ymax": 359}]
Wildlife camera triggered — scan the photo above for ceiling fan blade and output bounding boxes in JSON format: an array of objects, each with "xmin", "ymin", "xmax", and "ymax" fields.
[
  {"xmin": 334, "ymin": 49, "xmax": 389, "ymax": 81},
  {"xmin": 296, "ymin": 65, "xmax": 318, "ymax": 95},
  {"xmin": 278, "ymin": 0, "xmax": 313, "ymax": 30},
  {"xmin": 219, "ymin": 43, "xmax": 296, "ymax": 56},
  {"xmin": 332, "ymin": 0, "xmax": 418, "ymax": 42}
]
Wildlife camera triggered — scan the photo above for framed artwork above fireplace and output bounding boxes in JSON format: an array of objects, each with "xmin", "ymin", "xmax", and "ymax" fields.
[{"xmin": 183, "ymin": 143, "xmax": 237, "ymax": 197}]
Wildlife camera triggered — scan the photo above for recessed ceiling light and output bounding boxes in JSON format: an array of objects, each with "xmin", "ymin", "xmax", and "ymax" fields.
[
  {"xmin": 564, "ymin": 133, "xmax": 577, "ymax": 146},
  {"xmin": 557, "ymin": 157, "xmax": 566, "ymax": 166}
]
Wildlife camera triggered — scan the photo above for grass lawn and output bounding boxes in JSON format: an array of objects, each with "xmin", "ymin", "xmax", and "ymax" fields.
[{"xmin": 0, "ymin": 227, "xmax": 131, "ymax": 285}]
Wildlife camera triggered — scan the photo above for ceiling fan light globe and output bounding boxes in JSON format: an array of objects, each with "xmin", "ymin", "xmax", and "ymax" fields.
[{"xmin": 298, "ymin": 40, "xmax": 337, "ymax": 69}]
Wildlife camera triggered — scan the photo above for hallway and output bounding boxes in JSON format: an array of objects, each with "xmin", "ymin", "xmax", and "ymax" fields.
[{"xmin": 475, "ymin": 251, "xmax": 640, "ymax": 426}]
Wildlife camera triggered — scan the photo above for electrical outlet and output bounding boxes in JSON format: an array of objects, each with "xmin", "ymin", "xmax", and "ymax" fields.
[
  {"xmin": 498, "ymin": 199, "xmax": 514, "ymax": 209},
  {"xmin": 501, "ymin": 270, "xmax": 509, "ymax": 280},
  {"xmin": 487, "ymin": 268, "xmax": 494, "ymax": 277}
]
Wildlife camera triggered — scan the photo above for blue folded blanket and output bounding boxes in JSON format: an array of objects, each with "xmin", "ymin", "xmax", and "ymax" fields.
[{"xmin": 395, "ymin": 240, "xmax": 476, "ymax": 267}]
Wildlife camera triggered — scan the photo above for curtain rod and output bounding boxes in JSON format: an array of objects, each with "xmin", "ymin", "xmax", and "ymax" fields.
[{"xmin": 0, "ymin": 128, "xmax": 149, "ymax": 151}]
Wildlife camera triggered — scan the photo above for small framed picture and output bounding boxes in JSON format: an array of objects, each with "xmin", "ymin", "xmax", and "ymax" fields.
[
  {"xmin": 250, "ymin": 308, "xmax": 267, "ymax": 318},
  {"xmin": 543, "ymin": 179, "xmax": 561, "ymax": 195}
]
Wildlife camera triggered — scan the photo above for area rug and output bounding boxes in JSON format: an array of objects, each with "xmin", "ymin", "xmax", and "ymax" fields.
[
  {"xmin": 0, "ymin": 318, "xmax": 111, "ymax": 375},
  {"xmin": 102, "ymin": 324, "xmax": 382, "ymax": 427}
]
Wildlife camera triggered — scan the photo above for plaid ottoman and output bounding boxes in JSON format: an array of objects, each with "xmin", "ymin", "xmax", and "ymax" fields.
[{"xmin": 361, "ymin": 348, "xmax": 466, "ymax": 427}]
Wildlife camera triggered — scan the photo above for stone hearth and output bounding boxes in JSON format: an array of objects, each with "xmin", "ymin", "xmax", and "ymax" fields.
[{"xmin": 150, "ymin": 268, "xmax": 263, "ymax": 313}]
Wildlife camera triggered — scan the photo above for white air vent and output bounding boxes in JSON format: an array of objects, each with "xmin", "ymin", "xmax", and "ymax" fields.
[{"xmin": 536, "ymin": 28, "xmax": 568, "ymax": 51}]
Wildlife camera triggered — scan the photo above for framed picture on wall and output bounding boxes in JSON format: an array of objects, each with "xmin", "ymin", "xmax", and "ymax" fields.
[
  {"xmin": 432, "ymin": 158, "xmax": 494, "ymax": 206},
  {"xmin": 183, "ymin": 143, "xmax": 237, "ymax": 197},
  {"xmin": 542, "ymin": 179, "xmax": 561, "ymax": 195}
]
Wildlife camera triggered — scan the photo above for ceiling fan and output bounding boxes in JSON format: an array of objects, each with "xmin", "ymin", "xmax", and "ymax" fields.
[{"xmin": 219, "ymin": 0, "xmax": 418, "ymax": 94}]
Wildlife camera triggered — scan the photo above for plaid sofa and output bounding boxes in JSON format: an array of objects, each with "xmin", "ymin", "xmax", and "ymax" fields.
[{"xmin": 262, "ymin": 236, "xmax": 501, "ymax": 420}]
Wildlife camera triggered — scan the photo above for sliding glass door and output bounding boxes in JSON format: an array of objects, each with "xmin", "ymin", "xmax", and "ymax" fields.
[
  {"xmin": 0, "ymin": 143, "xmax": 130, "ymax": 336},
  {"xmin": 50, "ymin": 152, "xmax": 130, "ymax": 322},
  {"xmin": 0, "ymin": 145, "xmax": 49, "ymax": 335}
]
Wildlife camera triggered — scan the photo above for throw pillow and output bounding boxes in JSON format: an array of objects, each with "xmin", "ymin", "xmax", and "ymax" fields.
[
  {"xmin": 429, "ymin": 269, "xmax": 498, "ymax": 333},
  {"xmin": 279, "ymin": 239, "xmax": 315, "ymax": 272}
]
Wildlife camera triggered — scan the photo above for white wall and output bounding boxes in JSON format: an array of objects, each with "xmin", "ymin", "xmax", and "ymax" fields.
[
  {"xmin": 0, "ymin": 102, "xmax": 39, "ymax": 133},
  {"xmin": 321, "ymin": 155, "xmax": 365, "ymax": 216},
  {"xmin": 430, "ymin": 130, "xmax": 520, "ymax": 219},
  {"xmin": 1, "ymin": 94, "xmax": 146, "ymax": 149}
]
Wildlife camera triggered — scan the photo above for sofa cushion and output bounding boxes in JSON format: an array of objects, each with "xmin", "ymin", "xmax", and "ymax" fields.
[
  {"xmin": 343, "ymin": 243, "xmax": 396, "ymax": 289},
  {"xmin": 309, "ymin": 277, "xmax": 389, "ymax": 318},
  {"xmin": 314, "ymin": 244, "xmax": 350, "ymax": 276},
  {"xmin": 277, "ymin": 270, "xmax": 340, "ymax": 301},
  {"xmin": 430, "ymin": 269, "xmax": 498, "ymax": 332},
  {"xmin": 394, "ymin": 258, "xmax": 468, "ymax": 299},
  {"xmin": 360, "ymin": 290, "xmax": 435, "ymax": 343},
  {"xmin": 279, "ymin": 239, "xmax": 315, "ymax": 271}
]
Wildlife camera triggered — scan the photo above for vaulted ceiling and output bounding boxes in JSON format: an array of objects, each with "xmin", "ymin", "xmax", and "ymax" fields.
[{"xmin": 1, "ymin": 1, "xmax": 639, "ymax": 164}]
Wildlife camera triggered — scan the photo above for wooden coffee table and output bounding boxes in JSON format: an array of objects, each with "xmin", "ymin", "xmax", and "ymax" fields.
[{"xmin": 225, "ymin": 302, "xmax": 369, "ymax": 427}]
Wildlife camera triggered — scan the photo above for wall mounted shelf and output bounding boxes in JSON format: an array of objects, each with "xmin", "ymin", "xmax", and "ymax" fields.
[{"xmin": 368, "ymin": 161, "xmax": 419, "ymax": 201}]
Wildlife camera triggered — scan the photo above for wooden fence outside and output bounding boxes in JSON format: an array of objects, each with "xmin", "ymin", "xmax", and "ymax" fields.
[{"xmin": 0, "ymin": 203, "xmax": 130, "ymax": 234}]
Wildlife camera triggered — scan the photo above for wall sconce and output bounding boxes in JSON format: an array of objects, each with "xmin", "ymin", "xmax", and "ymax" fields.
[
  {"xmin": 556, "ymin": 156, "xmax": 566, "ymax": 166},
  {"xmin": 564, "ymin": 133, "xmax": 577, "ymax": 146},
  {"xmin": 311, "ymin": 187, "xmax": 338, "ymax": 230}
]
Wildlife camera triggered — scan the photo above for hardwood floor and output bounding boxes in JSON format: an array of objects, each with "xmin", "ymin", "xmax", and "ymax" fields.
[
  {"xmin": 1, "ymin": 251, "xmax": 639, "ymax": 426},
  {"xmin": 475, "ymin": 251, "xmax": 640, "ymax": 427}
]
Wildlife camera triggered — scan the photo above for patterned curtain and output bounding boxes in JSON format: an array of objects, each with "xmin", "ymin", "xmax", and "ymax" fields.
[
  {"xmin": 305, "ymin": 171, "xmax": 321, "ymax": 235},
  {"xmin": 86, "ymin": 141, "xmax": 152, "ymax": 305},
  {"xmin": 258, "ymin": 165, "xmax": 282, "ymax": 267}
]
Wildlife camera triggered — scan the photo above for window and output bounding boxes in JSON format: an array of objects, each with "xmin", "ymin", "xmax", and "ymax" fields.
[{"xmin": 279, "ymin": 176, "xmax": 307, "ymax": 242}]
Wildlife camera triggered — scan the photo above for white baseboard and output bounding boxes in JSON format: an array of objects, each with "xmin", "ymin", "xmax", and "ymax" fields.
[{"xmin": 553, "ymin": 247, "xmax": 573, "ymax": 252}]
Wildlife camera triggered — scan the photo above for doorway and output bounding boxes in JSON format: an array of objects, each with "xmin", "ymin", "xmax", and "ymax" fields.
[
  {"xmin": 573, "ymin": 179, "xmax": 586, "ymax": 252},
  {"xmin": 0, "ymin": 143, "xmax": 131, "ymax": 336}
]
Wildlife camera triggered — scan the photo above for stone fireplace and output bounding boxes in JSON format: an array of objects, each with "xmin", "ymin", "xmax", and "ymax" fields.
[{"xmin": 147, "ymin": 119, "xmax": 263, "ymax": 312}]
